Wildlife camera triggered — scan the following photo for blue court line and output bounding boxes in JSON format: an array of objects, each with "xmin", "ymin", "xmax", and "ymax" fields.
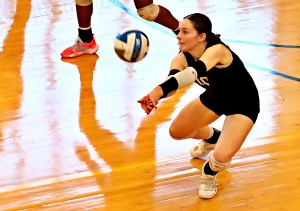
[
  {"xmin": 244, "ymin": 62, "xmax": 300, "ymax": 82},
  {"xmin": 221, "ymin": 39, "xmax": 300, "ymax": 49},
  {"xmin": 109, "ymin": 0, "xmax": 300, "ymax": 49},
  {"xmin": 109, "ymin": 0, "xmax": 300, "ymax": 82}
]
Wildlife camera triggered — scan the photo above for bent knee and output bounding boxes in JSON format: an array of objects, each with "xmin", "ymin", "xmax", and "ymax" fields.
[
  {"xmin": 137, "ymin": 4, "xmax": 160, "ymax": 21},
  {"xmin": 213, "ymin": 151, "xmax": 233, "ymax": 163},
  {"xmin": 75, "ymin": 0, "xmax": 92, "ymax": 6},
  {"xmin": 209, "ymin": 153, "xmax": 231, "ymax": 172},
  {"xmin": 169, "ymin": 124, "xmax": 196, "ymax": 140},
  {"xmin": 169, "ymin": 122, "xmax": 182, "ymax": 139}
]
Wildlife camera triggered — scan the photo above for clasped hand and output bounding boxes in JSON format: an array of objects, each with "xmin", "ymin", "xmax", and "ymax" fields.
[{"xmin": 137, "ymin": 86, "xmax": 163, "ymax": 115}]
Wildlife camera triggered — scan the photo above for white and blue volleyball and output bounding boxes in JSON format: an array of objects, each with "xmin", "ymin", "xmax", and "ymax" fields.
[{"xmin": 114, "ymin": 28, "xmax": 149, "ymax": 62}]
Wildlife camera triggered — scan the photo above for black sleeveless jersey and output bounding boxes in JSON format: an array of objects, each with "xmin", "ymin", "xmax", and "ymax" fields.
[{"xmin": 183, "ymin": 41, "xmax": 258, "ymax": 99}]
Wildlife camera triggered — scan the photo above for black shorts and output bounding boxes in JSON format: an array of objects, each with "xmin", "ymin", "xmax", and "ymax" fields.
[{"xmin": 200, "ymin": 89, "xmax": 260, "ymax": 123}]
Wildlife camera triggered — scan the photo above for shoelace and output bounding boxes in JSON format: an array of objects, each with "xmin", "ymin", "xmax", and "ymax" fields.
[
  {"xmin": 69, "ymin": 38, "xmax": 82, "ymax": 49},
  {"xmin": 201, "ymin": 142, "xmax": 215, "ymax": 150},
  {"xmin": 200, "ymin": 175, "xmax": 218, "ymax": 190}
]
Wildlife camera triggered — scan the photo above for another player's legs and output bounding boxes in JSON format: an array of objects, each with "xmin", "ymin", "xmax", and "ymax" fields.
[
  {"xmin": 199, "ymin": 114, "xmax": 254, "ymax": 199},
  {"xmin": 61, "ymin": 0, "xmax": 99, "ymax": 58},
  {"xmin": 134, "ymin": 0, "xmax": 180, "ymax": 34}
]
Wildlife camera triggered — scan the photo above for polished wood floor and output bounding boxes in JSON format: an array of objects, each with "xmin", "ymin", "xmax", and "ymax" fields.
[{"xmin": 1, "ymin": 0, "xmax": 300, "ymax": 210}]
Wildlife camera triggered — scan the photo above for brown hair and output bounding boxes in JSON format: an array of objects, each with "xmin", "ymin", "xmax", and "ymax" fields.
[{"xmin": 183, "ymin": 13, "xmax": 220, "ymax": 47}]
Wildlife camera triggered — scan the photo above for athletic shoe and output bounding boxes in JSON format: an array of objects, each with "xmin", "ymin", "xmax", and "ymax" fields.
[
  {"xmin": 60, "ymin": 36, "xmax": 99, "ymax": 58},
  {"xmin": 190, "ymin": 141, "xmax": 216, "ymax": 157},
  {"xmin": 190, "ymin": 128, "xmax": 220, "ymax": 158},
  {"xmin": 199, "ymin": 161, "xmax": 218, "ymax": 199}
]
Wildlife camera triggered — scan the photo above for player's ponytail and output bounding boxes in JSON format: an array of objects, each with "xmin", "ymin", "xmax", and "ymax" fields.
[{"xmin": 206, "ymin": 32, "xmax": 221, "ymax": 47}]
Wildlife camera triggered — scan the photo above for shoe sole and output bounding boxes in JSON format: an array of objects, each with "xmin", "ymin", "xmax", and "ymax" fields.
[{"xmin": 199, "ymin": 193, "xmax": 217, "ymax": 199}]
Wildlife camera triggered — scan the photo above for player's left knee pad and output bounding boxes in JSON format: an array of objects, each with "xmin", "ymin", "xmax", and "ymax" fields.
[
  {"xmin": 209, "ymin": 154, "xmax": 231, "ymax": 172},
  {"xmin": 170, "ymin": 131, "xmax": 197, "ymax": 140},
  {"xmin": 75, "ymin": 0, "xmax": 92, "ymax": 6},
  {"xmin": 137, "ymin": 4, "xmax": 160, "ymax": 21}
]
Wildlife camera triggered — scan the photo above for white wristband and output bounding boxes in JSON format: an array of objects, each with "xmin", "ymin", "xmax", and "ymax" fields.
[{"xmin": 173, "ymin": 67, "xmax": 198, "ymax": 89}]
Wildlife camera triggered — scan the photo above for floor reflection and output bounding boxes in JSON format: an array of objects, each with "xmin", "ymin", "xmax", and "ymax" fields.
[
  {"xmin": 0, "ymin": 0, "xmax": 30, "ymax": 187},
  {"xmin": 62, "ymin": 54, "xmax": 157, "ymax": 209}
]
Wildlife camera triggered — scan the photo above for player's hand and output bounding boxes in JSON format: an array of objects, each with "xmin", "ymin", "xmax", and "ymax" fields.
[
  {"xmin": 137, "ymin": 95, "xmax": 155, "ymax": 115},
  {"xmin": 137, "ymin": 86, "xmax": 163, "ymax": 115},
  {"xmin": 147, "ymin": 86, "xmax": 163, "ymax": 109}
]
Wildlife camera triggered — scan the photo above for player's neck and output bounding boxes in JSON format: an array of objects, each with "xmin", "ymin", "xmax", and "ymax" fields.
[{"xmin": 188, "ymin": 41, "xmax": 207, "ymax": 61}]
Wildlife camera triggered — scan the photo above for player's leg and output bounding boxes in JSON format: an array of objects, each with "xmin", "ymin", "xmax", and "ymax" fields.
[
  {"xmin": 199, "ymin": 114, "xmax": 254, "ymax": 199},
  {"xmin": 76, "ymin": 1, "xmax": 93, "ymax": 43},
  {"xmin": 134, "ymin": 0, "xmax": 180, "ymax": 34},
  {"xmin": 214, "ymin": 114, "xmax": 254, "ymax": 162},
  {"xmin": 169, "ymin": 97, "xmax": 221, "ymax": 150},
  {"xmin": 61, "ymin": 0, "xmax": 99, "ymax": 58},
  {"xmin": 170, "ymin": 94, "xmax": 222, "ymax": 158}
]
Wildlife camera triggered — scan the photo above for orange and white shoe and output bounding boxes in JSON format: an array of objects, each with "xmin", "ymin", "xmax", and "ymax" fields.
[{"xmin": 60, "ymin": 36, "xmax": 99, "ymax": 58}]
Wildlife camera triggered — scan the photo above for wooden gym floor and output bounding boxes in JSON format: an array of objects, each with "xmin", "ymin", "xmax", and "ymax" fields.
[{"xmin": 0, "ymin": 0, "xmax": 300, "ymax": 210}]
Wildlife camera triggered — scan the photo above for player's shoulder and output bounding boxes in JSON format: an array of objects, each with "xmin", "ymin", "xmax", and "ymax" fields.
[
  {"xmin": 170, "ymin": 52, "xmax": 188, "ymax": 70},
  {"xmin": 207, "ymin": 43, "xmax": 226, "ymax": 51},
  {"xmin": 173, "ymin": 51, "xmax": 185, "ymax": 59},
  {"xmin": 205, "ymin": 43, "xmax": 230, "ymax": 59}
]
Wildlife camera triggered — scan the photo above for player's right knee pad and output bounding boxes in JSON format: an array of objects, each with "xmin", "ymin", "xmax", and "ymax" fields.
[
  {"xmin": 137, "ymin": 4, "xmax": 160, "ymax": 21},
  {"xmin": 75, "ymin": 0, "xmax": 92, "ymax": 6},
  {"xmin": 209, "ymin": 154, "xmax": 231, "ymax": 172}
]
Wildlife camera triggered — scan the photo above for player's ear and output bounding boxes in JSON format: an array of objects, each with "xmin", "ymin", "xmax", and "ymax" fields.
[{"xmin": 198, "ymin": 33, "xmax": 206, "ymax": 42}]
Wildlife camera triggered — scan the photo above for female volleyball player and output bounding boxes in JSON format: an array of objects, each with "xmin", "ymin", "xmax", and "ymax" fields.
[
  {"xmin": 137, "ymin": 13, "xmax": 260, "ymax": 199},
  {"xmin": 60, "ymin": 0, "xmax": 179, "ymax": 58}
]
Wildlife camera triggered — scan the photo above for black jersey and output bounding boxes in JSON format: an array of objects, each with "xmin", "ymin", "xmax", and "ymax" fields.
[
  {"xmin": 183, "ymin": 41, "xmax": 258, "ymax": 99},
  {"xmin": 183, "ymin": 41, "xmax": 260, "ymax": 122}
]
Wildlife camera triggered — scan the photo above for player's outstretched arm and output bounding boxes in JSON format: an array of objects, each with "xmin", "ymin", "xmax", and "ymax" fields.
[{"xmin": 137, "ymin": 53, "xmax": 187, "ymax": 115}]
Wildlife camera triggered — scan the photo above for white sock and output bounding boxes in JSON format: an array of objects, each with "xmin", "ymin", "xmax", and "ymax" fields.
[
  {"xmin": 206, "ymin": 126, "xmax": 214, "ymax": 139},
  {"xmin": 79, "ymin": 26, "xmax": 91, "ymax": 30}
]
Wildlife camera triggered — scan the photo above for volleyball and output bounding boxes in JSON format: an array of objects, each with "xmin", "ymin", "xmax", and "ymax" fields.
[{"xmin": 114, "ymin": 28, "xmax": 149, "ymax": 62}]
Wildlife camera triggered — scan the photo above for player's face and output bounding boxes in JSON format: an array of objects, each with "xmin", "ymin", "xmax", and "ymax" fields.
[{"xmin": 177, "ymin": 19, "xmax": 202, "ymax": 52}]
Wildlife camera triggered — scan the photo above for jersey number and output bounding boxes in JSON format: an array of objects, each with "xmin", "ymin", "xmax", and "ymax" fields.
[{"xmin": 196, "ymin": 77, "xmax": 210, "ymax": 86}]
